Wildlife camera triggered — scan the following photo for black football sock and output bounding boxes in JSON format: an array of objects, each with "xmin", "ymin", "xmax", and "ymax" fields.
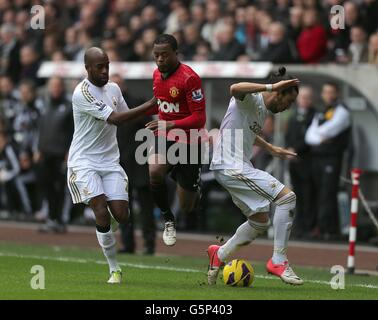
[{"xmin": 150, "ymin": 182, "xmax": 174, "ymax": 222}]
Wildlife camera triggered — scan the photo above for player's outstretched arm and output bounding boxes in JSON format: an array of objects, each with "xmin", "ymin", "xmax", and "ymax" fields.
[
  {"xmin": 254, "ymin": 135, "xmax": 297, "ymax": 160},
  {"xmin": 107, "ymin": 97, "xmax": 157, "ymax": 126},
  {"xmin": 230, "ymin": 79, "xmax": 300, "ymax": 100}
]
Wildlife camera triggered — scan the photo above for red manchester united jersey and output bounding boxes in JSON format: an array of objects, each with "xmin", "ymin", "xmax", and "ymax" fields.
[{"xmin": 151, "ymin": 63, "xmax": 207, "ymax": 143}]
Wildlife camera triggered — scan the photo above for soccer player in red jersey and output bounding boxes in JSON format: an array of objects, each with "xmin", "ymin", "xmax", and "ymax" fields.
[{"xmin": 145, "ymin": 34, "xmax": 206, "ymax": 246}]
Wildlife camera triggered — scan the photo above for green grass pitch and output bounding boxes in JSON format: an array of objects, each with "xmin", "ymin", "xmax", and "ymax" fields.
[{"xmin": 0, "ymin": 242, "xmax": 377, "ymax": 300}]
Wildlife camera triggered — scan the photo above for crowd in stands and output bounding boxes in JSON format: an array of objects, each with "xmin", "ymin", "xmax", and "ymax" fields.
[{"xmin": 1, "ymin": 0, "xmax": 378, "ymax": 88}]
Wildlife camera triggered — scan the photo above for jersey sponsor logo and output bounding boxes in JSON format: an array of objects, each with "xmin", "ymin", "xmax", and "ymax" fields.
[
  {"xmin": 157, "ymin": 98, "xmax": 180, "ymax": 113},
  {"xmin": 249, "ymin": 122, "xmax": 262, "ymax": 134},
  {"xmin": 191, "ymin": 89, "xmax": 203, "ymax": 102},
  {"xmin": 169, "ymin": 87, "xmax": 179, "ymax": 98}
]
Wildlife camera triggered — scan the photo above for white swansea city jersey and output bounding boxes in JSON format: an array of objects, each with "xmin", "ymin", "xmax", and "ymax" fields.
[
  {"xmin": 67, "ymin": 78, "xmax": 129, "ymax": 170},
  {"xmin": 210, "ymin": 92, "xmax": 268, "ymax": 170}
]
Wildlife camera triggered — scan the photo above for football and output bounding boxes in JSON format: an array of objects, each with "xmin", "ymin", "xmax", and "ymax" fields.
[{"xmin": 222, "ymin": 259, "xmax": 255, "ymax": 287}]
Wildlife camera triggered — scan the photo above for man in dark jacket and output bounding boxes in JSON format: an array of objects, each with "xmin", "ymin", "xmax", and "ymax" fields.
[
  {"xmin": 305, "ymin": 82, "xmax": 351, "ymax": 240},
  {"xmin": 36, "ymin": 76, "xmax": 73, "ymax": 233},
  {"xmin": 259, "ymin": 22, "xmax": 297, "ymax": 63},
  {"xmin": 212, "ymin": 23, "xmax": 245, "ymax": 61},
  {"xmin": 285, "ymin": 86, "xmax": 316, "ymax": 238}
]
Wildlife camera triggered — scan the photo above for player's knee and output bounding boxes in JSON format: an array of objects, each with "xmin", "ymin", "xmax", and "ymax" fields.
[
  {"xmin": 275, "ymin": 191, "xmax": 296, "ymax": 211},
  {"xmin": 91, "ymin": 201, "xmax": 108, "ymax": 217}
]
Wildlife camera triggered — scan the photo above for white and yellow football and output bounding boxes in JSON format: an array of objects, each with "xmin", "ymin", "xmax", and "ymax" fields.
[{"xmin": 222, "ymin": 259, "xmax": 255, "ymax": 287}]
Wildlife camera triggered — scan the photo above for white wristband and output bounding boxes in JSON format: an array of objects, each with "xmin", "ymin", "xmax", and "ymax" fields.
[{"xmin": 265, "ymin": 84, "xmax": 273, "ymax": 92}]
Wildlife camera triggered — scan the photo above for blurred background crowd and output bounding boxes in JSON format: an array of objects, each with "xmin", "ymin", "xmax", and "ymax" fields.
[
  {"xmin": 1, "ymin": 0, "xmax": 377, "ymax": 253},
  {"xmin": 1, "ymin": 0, "xmax": 378, "ymax": 82}
]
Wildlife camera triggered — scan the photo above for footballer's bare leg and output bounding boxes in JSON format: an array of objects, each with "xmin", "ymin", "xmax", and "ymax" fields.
[
  {"xmin": 149, "ymin": 154, "xmax": 176, "ymax": 245},
  {"xmin": 267, "ymin": 186, "xmax": 303, "ymax": 285},
  {"xmin": 90, "ymin": 195, "xmax": 122, "ymax": 283},
  {"xmin": 108, "ymin": 200, "xmax": 129, "ymax": 223}
]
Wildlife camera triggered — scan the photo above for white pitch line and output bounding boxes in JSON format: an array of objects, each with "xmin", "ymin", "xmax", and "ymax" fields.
[{"xmin": 1, "ymin": 252, "xmax": 377, "ymax": 290}]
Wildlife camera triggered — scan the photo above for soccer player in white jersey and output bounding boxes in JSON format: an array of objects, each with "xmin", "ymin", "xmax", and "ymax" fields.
[
  {"xmin": 207, "ymin": 67, "xmax": 304, "ymax": 285},
  {"xmin": 67, "ymin": 47, "xmax": 156, "ymax": 284}
]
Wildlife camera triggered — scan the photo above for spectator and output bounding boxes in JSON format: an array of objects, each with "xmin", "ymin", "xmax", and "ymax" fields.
[
  {"xmin": 0, "ymin": 75, "xmax": 18, "ymax": 132},
  {"xmin": 234, "ymin": 6, "xmax": 247, "ymax": 46},
  {"xmin": 13, "ymin": 80, "xmax": 43, "ymax": 150},
  {"xmin": 133, "ymin": 38, "xmax": 149, "ymax": 61},
  {"xmin": 190, "ymin": 3, "xmax": 206, "ymax": 29},
  {"xmin": 18, "ymin": 149, "xmax": 40, "ymax": 217},
  {"xmin": 111, "ymin": 74, "xmax": 156, "ymax": 255},
  {"xmin": 285, "ymin": 86, "xmax": 316, "ymax": 238},
  {"xmin": 141, "ymin": 5, "xmax": 161, "ymax": 32},
  {"xmin": 244, "ymin": 5, "xmax": 258, "ymax": 57},
  {"xmin": 102, "ymin": 14, "xmax": 120, "ymax": 39},
  {"xmin": 305, "ymin": 82, "xmax": 351, "ymax": 240},
  {"xmin": 116, "ymin": 26, "xmax": 136, "ymax": 61},
  {"xmin": 368, "ymin": 32, "xmax": 378, "ymax": 64},
  {"xmin": 43, "ymin": 34, "xmax": 61, "ymax": 61},
  {"xmin": 115, "ymin": 0, "xmax": 141, "ymax": 26},
  {"xmin": 193, "ymin": 40, "xmax": 211, "ymax": 61},
  {"xmin": 0, "ymin": 23, "xmax": 21, "ymax": 83},
  {"xmin": 259, "ymin": 22, "xmax": 297, "ymax": 63},
  {"xmin": 0, "ymin": 130, "xmax": 23, "ymax": 216},
  {"xmin": 165, "ymin": 2, "xmax": 190, "ymax": 34},
  {"xmin": 331, "ymin": 1, "xmax": 363, "ymax": 61},
  {"xmin": 19, "ymin": 45, "xmax": 42, "ymax": 85},
  {"xmin": 297, "ymin": 9, "xmax": 327, "ymax": 63},
  {"xmin": 212, "ymin": 23, "xmax": 245, "ymax": 61},
  {"xmin": 36, "ymin": 76, "xmax": 73, "ymax": 233},
  {"xmin": 63, "ymin": 27, "xmax": 81, "ymax": 60},
  {"xmin": 201, "ymin": 1, "xmax": 224, "ymax": 51},
  {"xmin": 347, "ymin": 26, "xmax": 369, "ymax": 64},
  {"xmin": 181, "ymin": 23, "xmax": 202, "ymax": 60},
  {"xmin": 287, "ymin": 6, "xmax": 303, "ymax": 42},
  {"xmin": 253, "ymin": 11, "xmax": 273, "ymax": 59},
  {"xmin": 273, "ymin": 0, "xmax": 290, "ymax": 25},
  {"xmin": 361, "ymin": 0, "xmax": 378, "ymax": 35}
]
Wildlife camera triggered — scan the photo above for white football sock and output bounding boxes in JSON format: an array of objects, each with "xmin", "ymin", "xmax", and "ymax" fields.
[
  {"xmin": 218, "ymin": 219, "xmax": 270, "ymax": 262},
  {"xmin": 272, "ymin": 191, "xmax": 296, "ymax": 264},
  {"xmin": 96, "ymin": 229, "xmax": 120, "ymax": 273}
]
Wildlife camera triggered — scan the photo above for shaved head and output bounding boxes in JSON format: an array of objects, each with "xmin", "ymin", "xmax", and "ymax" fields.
[
  {"xmin": 84, "ymin": 47, "xmax": 109, "ymax": 87},
  {"xmin": 84, "ymin": 47, "xmax": 108, "ymax": 66}
]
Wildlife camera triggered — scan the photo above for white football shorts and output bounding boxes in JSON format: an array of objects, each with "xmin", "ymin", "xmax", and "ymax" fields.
[
  {"xmin": 214, "ymin": 164, "xmax": 284, "ymax": 217},
  {"xmin": 67, "ymin": 165, "xmax": 129, "ymax": 205}
]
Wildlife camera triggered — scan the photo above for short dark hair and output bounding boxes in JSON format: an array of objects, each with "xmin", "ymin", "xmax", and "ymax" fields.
[
  {"xmin": 269, "ymin": 66, "xmax": 299, "ymax": 94},
  {"xmin": 153, "ymin": 34, "xmax": 178, "ymax": 51}
]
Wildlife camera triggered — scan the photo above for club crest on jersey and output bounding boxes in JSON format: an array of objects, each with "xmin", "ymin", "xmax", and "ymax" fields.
[
  {"xmin": 169, "ymin": 87, "xmax": 179, "ymax": 98},
  {"xmin": 192, "ymin": 89, "xmax": 203, "ymax": 102}
]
